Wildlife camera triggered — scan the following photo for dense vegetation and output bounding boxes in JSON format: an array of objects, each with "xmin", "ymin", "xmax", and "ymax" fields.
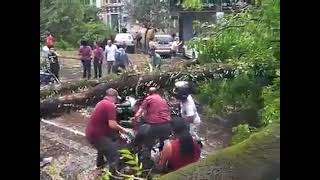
[
  {"xmin": 190, "ymin": 0, "xmax": 280, "ymax": 144},
  {"xmin": 99, "ymin": 0, "xmax": 280, "ymax": 179},
  {"xmin": 40, "ymin": 0, "xmax": 115, "ymax": 49}
]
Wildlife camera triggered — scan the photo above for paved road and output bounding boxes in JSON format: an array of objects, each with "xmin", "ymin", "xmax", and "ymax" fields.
[{"xmin": 58, "ymin": 51, "xmax": 150, "ymax": 82}]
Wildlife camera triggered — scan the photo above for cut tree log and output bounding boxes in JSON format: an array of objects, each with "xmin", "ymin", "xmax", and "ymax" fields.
[
  {"xmin": 40, "ymin": 75, "xmax": 118, "ymax": 99},
  {"xmin": 40, "ymin": 58, "xmax": 190, "ymax": 99},
  {"xmin": 159, "ymin": 123, "xmax": 280, "ymax": 180},
  {"xmin": 40, "ymin": 64, "xmax": 236, "ymax": 117}
]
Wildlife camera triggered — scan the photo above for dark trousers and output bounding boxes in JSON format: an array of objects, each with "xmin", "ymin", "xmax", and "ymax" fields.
[
  {"xmin": 107, "ymin": 61, "xmax": 114, "ymax": 74},
  {"xmin": 114, "ymin": 63, "xmax": 126, "ymax": 74},
  {"xmin": 136, "ymin": 39, "xmax": 142, "ymax": 49},
  {"xmin": 82, "ymin": 60, "xmax": 91, "ymax": 79},
  {"xmin": 136, "ymin": 122, "xmax": 171, "ymax": 157},
  {"xmin": 50, "ymin": 62, "xmax": 60, "ymax": 79},
  {"xmin": 93, "ymin": 59, "xmax": 102, "ymax": 78},
  {"xmin": 91, "ymin": 136, "xmax": 119, "ymax": 169}
]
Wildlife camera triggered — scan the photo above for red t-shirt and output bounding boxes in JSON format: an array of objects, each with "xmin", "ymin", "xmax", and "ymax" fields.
[
  {"xmin": 93, "ymin": 47, "xmax": 104, "ymax": 60},
  {"xmin": 46, "ymin": 35, "xmax": 54, "ymax": 47},
  {"xmin": 140, "ymin": 94, "xmax": 170, "ymax": 124},
  {"xmin": 79, "ymin": 46, "xmax": 92, "ymax": 61},
  {"xmin": 167, "ymin": 139, "xmax": 201, "ymax": 172},
  {"xmin": 85, "ymin": 98, "xmax": 117, "ymax": 143}
]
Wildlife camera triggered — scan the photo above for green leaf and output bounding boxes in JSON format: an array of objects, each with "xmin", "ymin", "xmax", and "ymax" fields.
[
  {"xmin": 135, "ymin": 154, "xmax": 139, "ymax": 164},
  {"xmin": 136, "ymin": 171, "xmax": 142, "ymax": 176},
  {"xmin": 121, "ymin": 154, "xmax": 134, "ymax": 160},
  {"xmin": 125, "ymin": 160, "xmax": 137, "ymax": 165},
  {"xmin": 118, "ymin": 149, "xmax": 131, "ymax": 155},
  {"xmin": 139, "ymin": 162, "xmax": 143, "ymax": 169},
  {"xmin": 132, "ymin": 166, "xmax": 141, "ymax": 171}
]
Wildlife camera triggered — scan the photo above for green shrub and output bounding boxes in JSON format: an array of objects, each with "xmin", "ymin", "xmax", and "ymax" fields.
[
  {"xmin": 55, "ymin": 39, "xmax": 74, "ymax": 50},
  {"xmin": 260, "ymin": 76, "xmax": 280, "ymax": 125},
  {"xmin": 197, "ymin": 73, "xmax": 262, "ymax": 116},
  {"xmin": 231, "ymin": 124, "xmax": 257, "ymax": 145}
]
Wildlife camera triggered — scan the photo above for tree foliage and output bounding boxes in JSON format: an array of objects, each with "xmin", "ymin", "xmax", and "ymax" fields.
[
  {"xmin": 126, "ymin": 0, "xmax": 171, "ymax": 29},
  {"xmin": 191, "ymin": 0, "xmax": 279, "ymax": 144},
  {"xmin": 40, "ymin": 0, "xmax": 114, "ymax": 48}
]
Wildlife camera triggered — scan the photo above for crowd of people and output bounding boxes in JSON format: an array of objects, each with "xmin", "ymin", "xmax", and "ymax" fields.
[
  {"xmin": 41, "ymin": 32, "xmax": 131, "ymax": 81},
  {"xmin": 41, "ymin": 31, "xmax": 200, "ymax": 175},
  {"xmin": 41, "ymin": 29, "xmax": 184, "ymax": 82},
  {"xmin": 85, "ymin": 81, "xmax": 202, "ymax": 175}
]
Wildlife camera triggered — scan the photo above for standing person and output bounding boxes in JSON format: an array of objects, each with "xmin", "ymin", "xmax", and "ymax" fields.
[
  {"xmin": 146, "ymin": 28, "xmax": 157, "ymax": 51},
  {"xmin": 104, "ymin": 40, "xmax": 117, "ymax": 74},
  {"xmin": 85, "ymin": 88, "xmax": 130, "ymax": 171},
  {"xmin": 46, "ymin": 32, "xmax": 54, "ymax": 48},
  {"xmin": 93, "ymin": 42, "xmax": 104, "ymax": 79},
  {"xmin": 47, "ymin": 48, "xmax": 60, "ymax": 80},
  {"xmin": 171, "ymin": 37, "xmax": 183, "ymax": 58},
  {"xmin": 133, "ymin": 87, "xmax": 172, "ymax": 156},
  {"xmin": 114, "ymin": 43, "xmax": 131, "ymax": 74},
  {"xmin": 79, "ymin": 40, "xmax": 93, "ymax": 79},
  {"xmin": 148, "ymin": 37, "xmax": 156, "ymax": 57},
  {"xmin": 150, "ymin": 49, "xmax": 162, "ymax": 71},
  {"xmin": 156, "ymin": 117, "xmax": 201, "ymax": 173},
  {"xmin": 173, "ymin": 81, "xmax": 202, "ymax": 142},
  {"xmin": 135, "ymin": 31, "xmax": 142, "ymax": 49}
]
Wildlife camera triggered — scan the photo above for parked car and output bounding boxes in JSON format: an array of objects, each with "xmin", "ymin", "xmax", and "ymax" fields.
[
  {"xmin": 183, "ymin": 45, "xmax": 198, "ymax": 60},
  {"xmin": 154, "ymin": 34, "xmax": 174, "ymax": 57},
  {"xmin": 114, "ymin": 33, "xmax": 135, "ymax": 53},
  {"xmin": 183, "ymin": 37, "xmax": 209, "ymax": 61}
]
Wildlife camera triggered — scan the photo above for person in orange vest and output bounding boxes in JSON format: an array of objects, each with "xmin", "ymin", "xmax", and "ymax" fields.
[{"xmin": 46, "ymin": 32, "xmax": 54, "ymax": 48}]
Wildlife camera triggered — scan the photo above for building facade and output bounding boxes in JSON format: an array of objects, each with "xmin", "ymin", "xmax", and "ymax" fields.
[
  {"xmin": 89, "ymin": 0, "xmax": 129, "ymax": 32},
  {"xmin": 169, "ymin": 0, "xmax": 248, "ymax": 41}
]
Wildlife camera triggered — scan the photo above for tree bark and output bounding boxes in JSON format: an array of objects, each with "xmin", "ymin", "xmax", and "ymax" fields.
[
  {"xmin": 160, "ymin": 123, "xmax": 280, "ymax": 180},
  {"xmin": 40, "ymin": 64, "xmax": 236, "ymax": 117},
  {"xmin": 40, "ymin": 80, "xmax": 101, "ymax": 99}
]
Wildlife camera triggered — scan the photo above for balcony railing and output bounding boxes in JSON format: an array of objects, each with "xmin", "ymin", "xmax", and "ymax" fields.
[{"xmin": 170, "ymin": 0, "xmax": 248, "ymax": 11}]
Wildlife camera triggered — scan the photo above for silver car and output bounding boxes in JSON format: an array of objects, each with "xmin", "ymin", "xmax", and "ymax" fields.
[
  {"xmin": 154, "ymin": 34, "xmax": 173, "ymax": 57},
  {"xmin": 114, "ymin": 33, "xmax": 135, "ymax": 53}
]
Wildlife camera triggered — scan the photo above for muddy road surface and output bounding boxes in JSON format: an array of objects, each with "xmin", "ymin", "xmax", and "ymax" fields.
[
  {"xmin": 58, "ymin": 51, "xmax": 151, "ymax": 82},
  {"xmin": 40, "ymin": 51, "xmax": 231, "ymax": 180},
  {"xmin": 40, "ymin": 108, "xmax": 232, "ymax": 180}
]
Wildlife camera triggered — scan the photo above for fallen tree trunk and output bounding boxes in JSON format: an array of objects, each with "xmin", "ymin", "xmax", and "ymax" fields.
[
  {"xmin": 40, "ymin": 75, "xmax": 118, "ymax": 99},
  {"xmin": 40, "ymin": 80, "xmax": 101, "ymax": 99},
  {"xmin": 40, "ymin": 59, "xmax": 190, "ymax": 99},
  {"xmin": 40, "ymin": 64, "xmax": 236, "ymax": 117},
  {"xmin": 160, "ymin": 123, "xmax": 280, "ymax": 180}
]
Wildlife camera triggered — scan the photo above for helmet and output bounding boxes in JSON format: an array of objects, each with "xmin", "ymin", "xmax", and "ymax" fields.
[{"xmin": 173, "ymin": 81, "xmax": 191, "ymax": 100}]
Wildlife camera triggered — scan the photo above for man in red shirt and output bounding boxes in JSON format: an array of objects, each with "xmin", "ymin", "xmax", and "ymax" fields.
[
  {"xmin": 79, "ymin": 40, "xmax": 93, "ymax": 79},
  {"xmin": 85, "ymin": 88, "xmax": 130, "ymax": 170},
  {"xmin": 133, "ymin": 87, "xmax": 171, "ymax": 156},
  {"xmin": 93, "ymin": 42, "xmax": 104, "ymax": 79}
]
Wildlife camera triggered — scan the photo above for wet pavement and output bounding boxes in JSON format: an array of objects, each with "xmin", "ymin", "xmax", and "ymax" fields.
[{"xmin": 40, "ymin": 107, "xmax": 231, "ymax": 179}]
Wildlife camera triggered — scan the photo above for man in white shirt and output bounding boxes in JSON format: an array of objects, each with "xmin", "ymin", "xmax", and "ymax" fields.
[
  {"xmin": 174, "ymin": 81, "xmax": 202, "ymax": 141},
  {"xmin": 104, "ymin": 40, "xmax": 118, "ymax": 74},
  {"xmin": 42, "ymin": 45, "xmax": 49, "ymax": 60},
  {"xmin": 171, "ymin": 37, "xmax": 182, "ymax": 58},
  {"xmin": 180, "ymin": 95, "xmax": 201, "ymax": 141}
]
